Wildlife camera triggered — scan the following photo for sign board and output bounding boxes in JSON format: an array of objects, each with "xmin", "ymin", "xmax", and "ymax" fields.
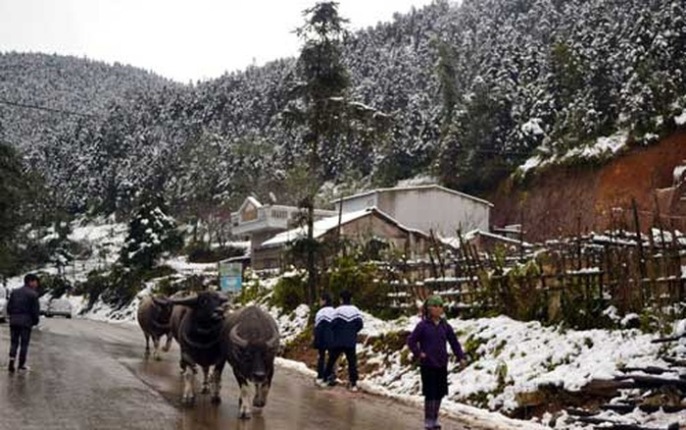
[{"xmin": 218, "ymin": 260, "xmax": 243, "ymax": 293}]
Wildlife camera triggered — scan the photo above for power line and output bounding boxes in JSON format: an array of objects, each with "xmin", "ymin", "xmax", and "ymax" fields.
[{"xmin": 0, "ymin": 99, "xmax": 95, "ymax": 118}]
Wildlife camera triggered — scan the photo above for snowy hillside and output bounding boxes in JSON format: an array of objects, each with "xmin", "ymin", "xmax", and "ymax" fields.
[{"xmin": 3, "ymin": 0, "xmax": 686, "ymax": 215}]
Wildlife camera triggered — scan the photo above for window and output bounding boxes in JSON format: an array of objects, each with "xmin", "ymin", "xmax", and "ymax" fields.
[
  {"xmin": 271, "ymin": 209, "xmax": 288, "ymax": 219},
  {"xmin": 241, "ymin": 203, "xmax": 258, "ymax": 222}
]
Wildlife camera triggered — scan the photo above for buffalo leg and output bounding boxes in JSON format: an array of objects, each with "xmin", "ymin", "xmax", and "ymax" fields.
[
  {"xmin": 233, "ymin": 369, "xmax": 251, "ymax": 419},
  {"xmin": 182, "ymin": 364, "xmax": 197, "ymax": 405},
  {"xmin": 254, "ymin": 371, "xmax": 273, "ymax": 411},
  {"xmin": 162, "ymin": 334, "xmax": 173, "ymax": 352},
  {"xmin": 144, "ymin": 334, "xmax": 151, "ymax": 358},
  {"xmin": 210, "ymin": 362, "xmax": 224, "ymax": 404},
  {"xmin": 152, "ymin": 337, "xmax": 162, "ymax": 361},
  {"xmin": 200, "ymin": 367, "xmax": 210, "ymax": 394}
]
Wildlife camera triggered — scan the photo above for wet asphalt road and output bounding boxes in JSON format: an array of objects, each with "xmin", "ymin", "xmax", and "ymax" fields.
[{"xmin": 0, "ymin": 319, "xmax": 468, "ymax": 430}]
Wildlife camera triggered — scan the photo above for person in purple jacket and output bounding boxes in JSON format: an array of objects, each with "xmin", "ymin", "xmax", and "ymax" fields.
[{"xmin": 407, "ymin": 295, "xmax": 466, "ymax": 430}]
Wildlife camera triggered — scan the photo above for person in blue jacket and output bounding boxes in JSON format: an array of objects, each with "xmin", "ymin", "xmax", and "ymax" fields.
[
  {"xmin": 407, "ymin": 295, "xmax": 466, "ymax": 430},
  {"xmin": 313, "ymin": 292, "xmax": 335, "ymax": 384},
  {"xmin": 320, "ymin": 290, "xmax": 363, "ymax": 391}
]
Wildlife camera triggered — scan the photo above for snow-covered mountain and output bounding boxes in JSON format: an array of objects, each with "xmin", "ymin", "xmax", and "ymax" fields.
[{"xmin": 1, "ymin": 0, "xmax": 685, "ymax": 216}]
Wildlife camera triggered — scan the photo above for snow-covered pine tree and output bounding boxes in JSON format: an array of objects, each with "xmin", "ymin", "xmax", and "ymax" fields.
[{"xmin": 120, "ymin": 198, "xmax": 183, "ymax": 271}]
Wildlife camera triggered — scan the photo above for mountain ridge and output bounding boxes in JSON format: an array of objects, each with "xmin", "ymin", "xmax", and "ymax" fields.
[{"xmin": 1, "ymin": 0, "xmax": 684, "ymax": 219}]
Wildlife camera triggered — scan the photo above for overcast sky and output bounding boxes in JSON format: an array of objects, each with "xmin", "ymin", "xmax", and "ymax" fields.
[{"xmin": 0, "ymin": 0, "xmax": 434, "ymax": 83}]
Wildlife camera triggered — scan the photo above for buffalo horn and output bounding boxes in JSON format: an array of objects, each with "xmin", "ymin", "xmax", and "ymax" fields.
[{"xmin": 229, "ymin": 324, "xmax": 249, "ymax": 348}]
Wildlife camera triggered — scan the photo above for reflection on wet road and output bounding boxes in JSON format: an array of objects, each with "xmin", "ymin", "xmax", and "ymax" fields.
[{"xmin": 0, "ymin": 319, "xmax": 466, "ymax": 429}]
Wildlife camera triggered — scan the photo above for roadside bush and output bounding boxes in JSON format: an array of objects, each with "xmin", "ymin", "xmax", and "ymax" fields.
[
  {"xmin": 186, "ymin": 242, "xmax": 246, "ymax": 263},
  {"xmin": 271, "ymin": 273, "xmax": 307, "ymax": 313},
  {"xmin": 75, "ymin": 270, "xmax": 112, "ymax": 310},
  {"xmin": 239, "ymin": 272, "xmax": 263, "ymax": 305},
  {"xmin": 78, "ymin": 264, "xmax": 179, "ymax": 310},
  {"xmin": 325, "ymin": 254, "xmax": 390, "ymax": 318},
  {"xmin": 154, "ymin": 273, "xmax": 212, "ymax": 297},
  {"xmin": 37, "ymin": 273, "xmax": 73, "ymax": 298}
]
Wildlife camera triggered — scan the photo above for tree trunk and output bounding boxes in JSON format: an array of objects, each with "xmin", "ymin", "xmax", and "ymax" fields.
[{"xmin": 307, "ymin": 196, "xmax": 316, "ymax": 305}]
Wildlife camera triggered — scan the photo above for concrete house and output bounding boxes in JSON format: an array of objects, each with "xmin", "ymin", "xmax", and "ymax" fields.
[
  {"xmin": 333, "ymin": 184, "xmax": 493, "ymax": 238},
  {"xmin": 231, "ymin": 196, "xmax": 336, "ymax": 258},
  {"xmin": 252, "ymin": 207, "xmax": 430, "ymax": 270}
]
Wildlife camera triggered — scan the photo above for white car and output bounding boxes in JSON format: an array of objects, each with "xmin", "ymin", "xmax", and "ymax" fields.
[{"xmin": 42, "ymin": 298, "xmax": 73, "ymax": 319}]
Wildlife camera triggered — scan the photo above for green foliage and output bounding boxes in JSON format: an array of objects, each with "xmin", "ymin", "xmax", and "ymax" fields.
[
  {"xmin": 271, "ymin": 272, "xmax": 308, "ymax": 313},
  {"xmin": 558, "ymin": 277, "xmax": 613, "ymax": 330},
  {"xmin": 155, "ymin": 273, "xmax": 209, "ymax": 297},
  {"xmin": 495, "ymin": 361, "xmax": 510, "ymax": 391},
  {"xmin": 462, "ymin": 333, "xmax": 487, "ymax": 360},
  {"xmin": 0, "ymin": 143, "xmax": 36, "ymax": 280},
  {"xmin": 186, "ymin": 242, "xmax": 245, "ymax": 263},
  {"xmin": 0, "ymin": 143, "xmax": 24, "ymax": 244},
  {"xmin": 76, "ymin": 264, "xmax": 178, "ymax": 310},
  {"xmin": 437, "ymin": 78, "xmax": 516, "ymax": 194},
  {"xmin": 325, "ymin": 253, "xmax": 390, "ymax": 317},
  {"xmin": 74, "ymin": 270, "xmax": 112, "ymax": 309},
  {"xmin": 238, "ymin": 271, "xmax": 264, "ymax": 305},
  {"xmin": 38, "ymin": 273, "xmax": 73, "ymax": 299},
  {"xmin": 284, "ymin": 1, "xmax": 353, "ymax": 179}
]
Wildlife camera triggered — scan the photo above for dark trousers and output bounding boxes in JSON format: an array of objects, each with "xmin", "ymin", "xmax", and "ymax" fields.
[
  {"xmin": 9, "ymin": 326, "xmax": 32, "ymax": 367},
  {"xmin": 316, "ymin": 348, "xmax": 328, "ymax": 380},
  {"xmin": 324, "ymin": 347, "xmax": 358, "ymax": 386}
]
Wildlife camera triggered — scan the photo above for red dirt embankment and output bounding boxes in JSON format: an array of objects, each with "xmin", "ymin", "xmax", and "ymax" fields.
[{"xmin": 490, "ymin": 131, "xmax": 686, "ymax": 242}]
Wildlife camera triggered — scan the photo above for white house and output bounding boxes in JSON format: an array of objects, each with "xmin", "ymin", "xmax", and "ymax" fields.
[
  {"xmin": 333, "ymin": 184, "xmax": 493, "ymax": 238},
  {"xmin": 253, "ymin": 207, "xmax": 431, "ymax": 270},
  {"xmin": 231, "ymin": 196, "xmax": 336, "ymax": 255}
]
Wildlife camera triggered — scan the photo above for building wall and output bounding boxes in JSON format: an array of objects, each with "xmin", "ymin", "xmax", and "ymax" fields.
[
  {"xmin": 377, "ymin": 189, "xmax": 490, "ymax": 237},
  {"xmin": 252, "ymin": 246, "xmax": 283, "ymax": 271},
  {"xmin": 339, "ymin": 193, "xmax": 378, "ymax": 213}
]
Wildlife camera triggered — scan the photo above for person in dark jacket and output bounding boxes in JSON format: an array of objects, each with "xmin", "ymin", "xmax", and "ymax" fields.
[
  {"xmin": 320, "ymin": 290, "xmax": 363, "ymax": 391},
  {"xmin": 313, "ymin": 292, "xmax": 335, "ymax": 384},
  {"xmin": 8, "ymin": 274, "xmax": 41, "ymax": 373},
  {"xmin": 407, "ymin": 295, "xmax": 466, "ymax": 430}
]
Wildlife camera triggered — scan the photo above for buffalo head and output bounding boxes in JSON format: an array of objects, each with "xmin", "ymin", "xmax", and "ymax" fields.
[
  {"xmin": 150, "ymin": 296, "xmax": 174, "ymax": 324},
  {"xmin": 228, "ymin": 315, "xmax": 279, "ymax": 384},
  {"xmin": 170, "ymin": 291, "xmax": 228, "ymax": 324}
]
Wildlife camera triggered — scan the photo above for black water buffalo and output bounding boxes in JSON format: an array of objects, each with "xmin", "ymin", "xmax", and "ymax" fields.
[
  {"xmin": 137, "ymin": 295, "xmax": 173, "ymax": 360},
  {"xmin": 223, "ymin": 306, "xmax": 280, "ymax": 419},
  {"xmin": 169, "ymin": 291, "xmax": 228, "ymax": 405}
]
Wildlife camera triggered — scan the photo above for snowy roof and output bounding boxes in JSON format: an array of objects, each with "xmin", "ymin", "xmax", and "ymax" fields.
[
  {"xmin": 441, "ymin": 230, "xmax": 533, "ymax": 249},
  {"xmin": 260, "ymin": 207, "xmax": 427, "ymax": 249},
  {"xmin": 236, "ymin": 196, "xmax": 263, "ymax": 214},
  {"xmin": 333, "ymin": 184, "xmax": 494, "ymax": 207}
]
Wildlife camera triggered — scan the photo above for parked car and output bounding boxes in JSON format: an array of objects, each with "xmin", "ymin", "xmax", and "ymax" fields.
[
  {"xmin": 0, "ymin": 287, "xmax": 8, "ymax": 323},
  {"xmin": 39, "ymin": 296, "xmax": 50, "ymax": 316},
  {"xmin": 43, "ymin": 298, "xmax": 73, "ymax": 319}
]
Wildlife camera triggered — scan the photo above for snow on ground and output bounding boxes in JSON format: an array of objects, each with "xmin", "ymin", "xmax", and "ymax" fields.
[
  {"xmin": 162, "ymin": 255, "xmax": 217, "ymax": 276},
  {"xmin": 267, "ymin": 303, "xmax": 310, "ymax": 344},
  {"xmin": 519, "ymin": 130, "xmax": 629, "ymax": 174},
  {"xmin": 675, "ymin": 110, "xmax": 686, "ymax": 126},
  {"xmin": 65, "ymin": 216, "xmax": 128, "ymax": 282},
  {"xmin": 276, "ymin": 344, "xmax": 546, "ymax": 430},
  {"xmin": 84, "ymin": 297, "xmax": 139, "ymax": 324},
  {"xmin": 262, "ymin": 296, "xmax": 684, "ymax": 429},
  {"xmin": 357, "ymin": 314, "xmax": 674, "ymax": 410}
]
